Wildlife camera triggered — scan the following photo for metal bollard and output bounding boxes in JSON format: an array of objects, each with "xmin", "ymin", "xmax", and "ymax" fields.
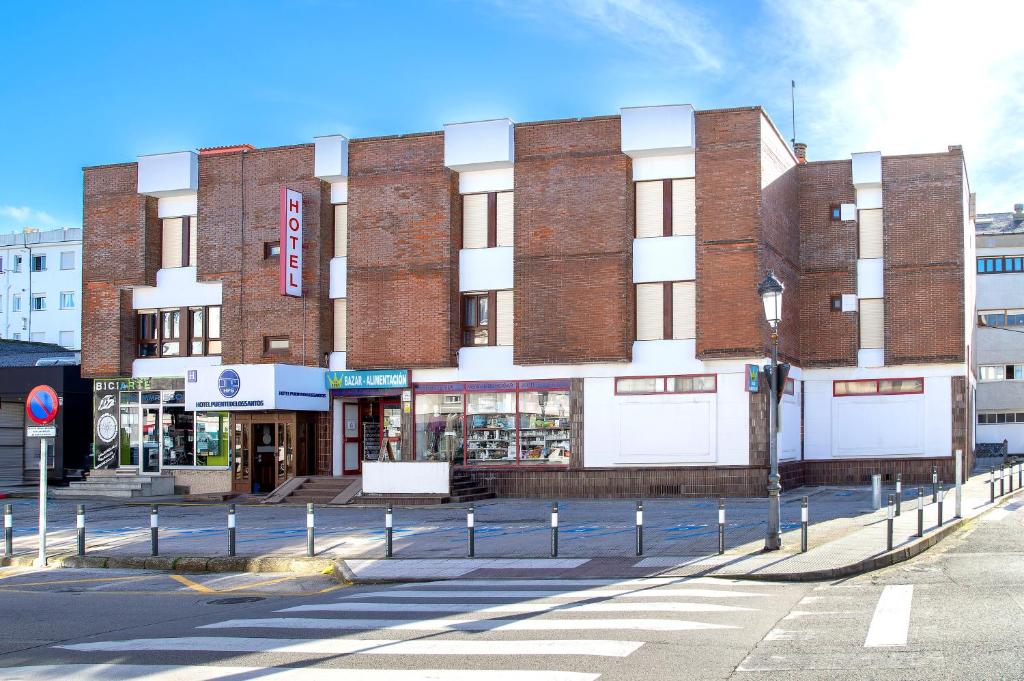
[
  {"xmin": 1001, "ymin": 465, "xmax": 1006, "ymax": 497},
  {"xmin": 937, "ymin": 483, "xmax": 944, "ymax": 527},
  {"xmin": 1010, "ymin": 464, "xmax": 1015, "ymax": 494},
  {"xmin": 990, "ymin": 468, "xmax": 996, "ymax": 503},
  {"xmin": 718, "ymin": 498, "xmax": 726, "ymax": 555},
  {"xmin": 76, "ymin": 504, "xmax": 85, "ymax": 557},
  {"xmin": 800, "ymin": 496, "xmax": 808, "ymax": 553},
  {"xmin": 1019, "ymin": 461, "xmax": 1022, "ymax": 489},
  {"xmin": 550, "ymin": 503, "xmax": 559, "ymax": 558},
  {"xmin": 895, "ymin": 473, "xmax": 902, "ymax": 517},
  {"xmin": 871, "ymin": 473, "xmax": 882, "ymax": 510},
  {"xmin": 228, "ymin": 504, "xmax": 236, "ymax": 557},
  {"xmin": 306, "ymin": 503, "xmax": 315, "ymax": 557},
  {"xmin": 385, "ymin": 503, "xmax": 393, "ymax": 559},
  {"xmin": 467, "ymin": 504, "xmax": 475, "ymax": 558},
  {"xmin": 917, "ymin": 487, "xmax": 925, "ymax": 538},
  {"xmin": 886, "ymin": 494, "xmax": 895, "ymax": 552},
  {"xmin": 150, "ymin": 505, "xmax": 159, "ymax": 557},
  {"xmin": 931, "ymin": 465, "xmax": 938, "ymax": 503},
  {"xmin": 635, "ymin": 501, "xmax": 643, "ymax": 557},
  {"xmin": 3, "ymin": 504, "xmax": 11, "ymax": 557}
]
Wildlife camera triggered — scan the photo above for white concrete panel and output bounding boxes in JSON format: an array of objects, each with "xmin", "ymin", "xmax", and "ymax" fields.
[
  {"xmin": 132, "ymin": 267, "xmax": 223, "ymax": 309},
  {"xmin": 444, "ymin": 119, "xmax": 514, "ymax": 171},
  {"xmin": 977, "ymin": 272, "xmax": 1024, "ymax": 309},
  {"xmin": 978, "ymin": 424, "xmax": 1024, "ymax": 453},
  {"xmin": 314, "ymin": 135, "xmax": 348, "ymax": 181},
  {"xmin": 330, "ymin": 180, "xmax": 348, "ymax": 204},
  {"xmin": 833, "ymin": 396, "xmax": 925, "ymax": 456},
  {"xmin": 851, "ymin": 151, "xmax": 882, "ymax": 187},
  {"xmin": 856, "ymin": 186, "xmax": 883, "ymax": 209},
  {"xmin": 631, "ymin": 153, "xmax": 695, "ymax": 182},
  {"xmin": 620, "ymin": 105, "xmax": 695, "ymax": 158},
  {"xmin": 137, "ymin": 151, "xmax": 198, "ymax": 197},
  {"xmin": 840, "ymin": 203, "xmax": 857, "ymax": 221},
  {"xmin": 329, "ymin": 257, "xmax": 347, "ymax": 298},
  {"xmin": 802, "ymin": 380, "xmax": 833, "ymax": 459},
  {"xmin": 857, "ymin": 258, "xmax": 884, "ymax": 298},
  {"xmin": 328, "ymin": 351, "xmax": 347, "ymax": 371},
  {"xmin": 363, "ymin": 461, "xmax": 450, "ymax": 494},
  {"xmin": 716, "ymin": 372, "xmax": 750, "ymax": 466},
  {"xmin": 858, "ymin": 348, "xmax": 885, "ymax": 368},
  {"xmin": 459, "ymin": 168, "xmax": 514, "ymax": 194},
  {"xmin": 459, "ymin": 247, "xmax": 514, "ymax": 292},
  {"xmin": 157, "ymin": 194, "xmax": 198, "ymax": 218},
  {"xmin": 842, "ymin": 294, "xmax": 858, "ymax": 312},
  {"xmin": 617, "ymin": 400, "xmax": 714, "ymax": 463},
  {"xmin": 632, "ymin": 236, "xmax": 695, "ymax": 283},
  {"xmin": 133, "ymin": 355, "xmax": 221, "ymax": 378},
  {"xmin": 923, "ymin": 375, "xmax": 952, "ymax": 456},
  {"xmin": 456, "ymin": 346, "xmax": 514, "ymax": 376},
  {"xmin": 332, "ymin": 399, "xmax": 343, "ymax": 475},
  {"xmin": 779, "ymin": 383, "xmax": 801, "ymax": 461}
]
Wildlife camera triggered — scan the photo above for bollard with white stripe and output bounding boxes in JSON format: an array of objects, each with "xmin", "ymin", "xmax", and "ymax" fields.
[
  {"xmin": 917, "ymin": 487, "xmax": 925, "ymax": 538},
  {"xmin": 635, "ymin": 501, "xmax": 643, "ymax": 557},
  {"xmin": 76, "ymin": 504, "xmax": 85, "ymax": 557},
  {"xmin": 385, "ymin": 503, "xmax": 393, "ymax": 559},
  {"xmin": 227, "ymin": 504, "xmax": 236, "ymax": 557},
  {"xmin": 150, "ymin": 505, "xmax": 159, "ymax": 557},
  {"xmin": 931, "ymin": 465, "xmax": 938, "ymax": 503},
  {"xmin": 1000, "ymin": 464, "xmax": 1006, "ymax": 497},
  {"xmin": 1010, "ymin": 464, "xmax": 1015, "ymax": 494},
  {"xmin": 937, "ymin": 482, "xmax": 944, "ymax": 527},
  {"xmin": 306, "ymin": 503, "xmax": 315, "ymax": 557},
  {"xmin": 550, "ymin": 502, "xmax": 558, "ymax": 558},
  {"xmin": 718, "ymin": 498, "xmax": 726, "ymax": 555},
  {"xmin": 895, "ymin": 473, "xmax": 902, "ymax": 517},
  {"xmin": 800, "ymin": 496, "xmax": 809, "ymax": 553},
  {"xmin": 886, "ymin": 494, "xmax": 895, "ymax": 551},
  {"xmin": 467, "ymin": 504, "xmax": 475, "ymax": 558},
  {"xmin": 4, "ymin": 504, "xmax": 12, "ymax": 557},
  {"xmin": 990, "ymin": 467, "xmax": 996, "ymax": 503},
  {"xmin": 1019, "ymin": 460, "xmax": 1022, "ymax": 489}
]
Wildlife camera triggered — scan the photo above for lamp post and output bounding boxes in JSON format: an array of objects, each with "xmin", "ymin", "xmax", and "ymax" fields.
[{"xmin": 758, "ymin": 272, "xmax": 784, "ymax": 551}]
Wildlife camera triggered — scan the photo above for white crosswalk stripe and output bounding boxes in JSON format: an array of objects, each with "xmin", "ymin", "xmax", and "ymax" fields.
[
  {"xmin": 279, "ymin": 600, "xmax": 753, "ymax": 614},
  {"xmin": 338, "ymin": 587, "xmax": 768, "ymax": 599},
  {"xmin": 2, "ymin": 665, "xmax": 602, "ymax": 681},
  {"xmin": 200, "ymin": 616, "xmax": 737, "ymax": 632}
]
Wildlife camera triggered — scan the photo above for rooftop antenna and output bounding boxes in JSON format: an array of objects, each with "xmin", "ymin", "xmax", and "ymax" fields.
[{"xmin": 790, "ymin": 80, "xmax": 797, "ymax": 151}]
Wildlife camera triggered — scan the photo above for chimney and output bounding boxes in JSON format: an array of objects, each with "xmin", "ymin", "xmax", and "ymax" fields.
[{"xmin": 793, "ymin": 142, "xmax": 807, "ymax": 164}]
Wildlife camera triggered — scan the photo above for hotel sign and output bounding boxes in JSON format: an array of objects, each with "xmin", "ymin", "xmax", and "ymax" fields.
[
  {"xmin": 326, "ymin": 370, "xmax": 410, "ymax": 391},
  {"xmin": 280, "ymin": 187, "xmax": 303, "ymax": 297}
]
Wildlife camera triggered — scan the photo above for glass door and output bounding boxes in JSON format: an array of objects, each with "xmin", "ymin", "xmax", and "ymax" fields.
[
  {"xmin": 381, "ymin": 400, "xmax": 402, "ymax": 461},
  {"xmin": 252, "ymin": 423, "xmax": 277, "ymax": 494},
  {"xmin": 141, "ymin": 407, "xmax": 160, "ymax": 473},
  {"xmin": 343, "ymin": 403, "xmax": 361, "ymax": 474}
]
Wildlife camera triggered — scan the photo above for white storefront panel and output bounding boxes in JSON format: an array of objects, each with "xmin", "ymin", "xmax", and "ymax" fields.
[{"xmin": 185, "ymin": 364, "xmax": 328, "ymax": 412}]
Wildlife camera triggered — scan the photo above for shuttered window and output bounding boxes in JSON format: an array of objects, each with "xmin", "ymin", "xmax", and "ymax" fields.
[
  {"xmin": 462, "ymin": 194, "xmax": 488, "ymax": 249},
  {"xmin": 636, "ymin": 283, "xmax": 664, "ymax": 340},
  {"xmin": 671, "ymin": 179, "xmax": 696, "ymax": 236},
  {"xmin": 333, "ymin": 298, "xmax": 347, "ymax": 352},
  {"xmin": 334, "ymin": 204, "xmax": 348, "ymax": 257},
  {"xmin": 496, "ymin": 290, "xmax": 514, "ymax": 346},
  {"xmin": 635, "ymin": 181, "xmax": 663, "ymax": 238},
  {"xmin": 496, "ymin": 191, "xmax": 514, "ymax": 247},
  {"xmin": 161, "ymin": 218, "xmax": 183, "ymax": 269},
  {"xmin": 188, "ymin": 216, "xmax": 198, "ymax": 267},
  {"xmin": 860, "ymin": 298, "xmax": 884, "ymax": 349},
  {"xmin": 672, "ymin": 281, "xmax": 696, "ymax": 339},
  {"xmin": 859, "ymin": 209, "xmax": 883, "ymax": 259}
]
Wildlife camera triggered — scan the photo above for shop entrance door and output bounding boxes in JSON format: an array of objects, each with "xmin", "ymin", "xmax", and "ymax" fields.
[
  {"xmin": 141, "ymin": 407, "xmax": 160, "ymax": 474},
  {"xmin": 381, "ymin": 399, "xmax": 402, "ymax": 462},
  {"xmin": 251, "ymin": 422, "xmax": 277, "ymax": 494},
  {"xmin": 342, "ymin": 403, "xmax": 361, "ymax": 474}
]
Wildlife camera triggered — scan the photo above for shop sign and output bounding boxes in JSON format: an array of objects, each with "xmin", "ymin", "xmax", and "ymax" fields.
[
  {"xmin": 92, "ymin": 376, "xmax": 182, "ymax": 393},
  {"xmin": 280, "ymin": 187, "xmax": 303, "ymax": 297},
  {"xmin": 326, "ymin": 369, "xmax": 410, "ymax": 391},
  {"xmin": 186, "ymin": 364, "xmax": 328, "ymax": 411},
  {"xmin": 745, "ymin": 364, "xmax": 760, "ymax": 393},
  {"xmin": 93, "ymin": 379, "xmax": 120, "ymax": 469}
]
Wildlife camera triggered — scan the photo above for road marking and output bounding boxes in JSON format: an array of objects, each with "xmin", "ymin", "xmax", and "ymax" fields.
[
  {"xmin": 864, "ymin": 584, "xmax": 914, "ymax": 647},
  {"xmin": 0, "ymin": 574, "xmax": 152, "ymax": 588},
  {"xmin": 280, "ymin": 600, "xmax": 753, "ymax": 614},
  {"xmin": 171, "ymin": 575, "xmax": 215, "ymax": 593},
  {"xmin": 783, "ymin": 610, "xmax": 857, "ymax": 620},
  {"xmin": 0, "ymin": 665, "xmax": 601, "ymax": 681},
  {"xmin": 341, "ymin": 588, "xmax": 767, "ymax": 600},
  {"xmin": 59, "ymin": 636, "xmax": 644, "ymax": 657},
  {"xmin": 391, "ymin": 577, "xmax": 782, "ymax": 588},
  {"xmin": 222, "ymin": 575, "xmax": 299, "ymax": 592},
  {"xmin": 200, "ymin": 617, "xmax": 737, "ymax": 632}
]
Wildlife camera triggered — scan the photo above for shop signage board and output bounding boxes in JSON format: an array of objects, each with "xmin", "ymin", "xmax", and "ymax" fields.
[
  {"xmin": 744, "ymin": 364, "xmax": 760, "ymax": 393},
  {"xmin": 326, "ymin": 369, "xmax": 410, "ymax": 391},
  {"xmin": 280, "ymin": 187, "xmax": 303, "ymax": 297},
  {"xmin": 186, "ymin": 364, "xmax": 328, "ymax": 411}
]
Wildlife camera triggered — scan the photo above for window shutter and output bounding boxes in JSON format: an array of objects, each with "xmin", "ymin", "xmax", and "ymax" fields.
[
  {"xmin": 161, "ymin": 218, "xmax": 183, "ymax": 269},
  {"xmin": 672, "ymin": 281, "xmax": 696, "ymax": 339},
  {"xmin": 333, "ymin": 298, "xmax": 347, "ymax": 352},
  {"xmin": 334, "ymin": 204, "xmax": 348, "ymax": 257},
  {"xmin": 671, "ymin": 179, "xmax": 696, "ymax": 236},
  {"xmin": 188, "ymin": 217, "xmax": 198, "ymax": 267},
  {"xmin": 496, "ymin": 290, "xmax": 514, "ymax": 346},
  {"xmin": 636, "ymin": 283, "xmax": 664, "ymax": 340},
  {"xmin": 859, "ymin": 298, "xmax": 884, "ymax": 349},
  {"xmin": 635, "ymin": 181, "xmax": 664, "ymax": 238},
  {"xmin": 859, "ymin": 209, "xmax": 883, "ymax": 259},
  {"xmin": 496, "ymin": 191, "xmax": 514, "ymax": 247},
  {"xmin": 462, "ymin": 194, "xmax": 488, "ymax": 249}
]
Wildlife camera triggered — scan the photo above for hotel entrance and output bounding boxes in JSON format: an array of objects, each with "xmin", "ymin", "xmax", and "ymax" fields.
[{"xmin": 230, "ymin": 412, "xmax": 317, "ymax": 494}]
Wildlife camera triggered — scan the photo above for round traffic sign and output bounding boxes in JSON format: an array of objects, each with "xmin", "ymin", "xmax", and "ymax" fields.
[{"xmin": 26, "ymin": 385, "xmax": 59, "ymax": 425}]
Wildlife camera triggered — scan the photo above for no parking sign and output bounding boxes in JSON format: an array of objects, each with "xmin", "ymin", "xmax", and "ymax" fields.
[{"xmin": 26, "ymin": 384, "xmax": 59, "ymax": 433}]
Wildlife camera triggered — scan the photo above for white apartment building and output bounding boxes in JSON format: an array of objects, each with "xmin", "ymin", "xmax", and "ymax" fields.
[{"xmin": 0, "ymin": 227, "xmax": 82, "ymax": 349}]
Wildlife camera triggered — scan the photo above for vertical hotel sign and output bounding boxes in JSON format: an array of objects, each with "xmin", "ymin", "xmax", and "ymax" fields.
[{"xmin": 280, "ymin": 188, "xmax": 303, "ymax": 297}]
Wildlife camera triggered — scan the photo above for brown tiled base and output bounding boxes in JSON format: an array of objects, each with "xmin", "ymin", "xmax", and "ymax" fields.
[{"xmin": 799, "ymin": 457, "xmax": 957, "ymax": 486}]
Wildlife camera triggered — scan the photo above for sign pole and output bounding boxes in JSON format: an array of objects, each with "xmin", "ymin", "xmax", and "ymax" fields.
[
  {"xmin": 25, "ymin": 384, "xmax": 60, "ymax": 568},
  {"xmin": 35, "ymin": 438, "xmax": 47, "ymax": 567}
]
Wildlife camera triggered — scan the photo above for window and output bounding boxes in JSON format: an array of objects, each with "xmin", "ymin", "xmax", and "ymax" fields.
[
  {"xmin": 11, "ymin": 295, "xmax": 20, "ymax": 312},
  {"xmin": 12, "ymin": 256, "xmax": 22, "ymax": 273},
  {"xmin": 462, "ymin": 293, "xmax": 490, "ymax": 346},
  {"xmin": 207, "ymin": 306, "xmax": 222, "ymax": 355},
  {"xmin": 264, "ymin": 335, "xmax": 290, "ymax": 354},
  {"xmin": 136, "ymin": 305, "xmax": 221, "ymax": 358},
  {"xmin": 833, "ymin": 378, "xmax": 924, "ymax": 396},
  {"xmin": 161, "ymin": 216, "xmax": 196, "ymax": 268},
  {"xmin": 31, "ymin": 254, "xmax": 46, "ymax": 272},
  {"xmin": 60, "ymin": 251, "xmax": 75, "ymax": 270},
  {"xmin": 59, "ymin": 291, "xmax": 74, "ymax": 309},
  {"xmin": 31, "ymin": 332, "xmax": 45, "ymax": 342},
  {"xmin": 978, "ymin": 256, "xmax": 1024, "ymax": 274},
  {"xmin": 980, "ymin": 365, "xmax": 1003, "ymax": 381},
  {"xmin": 11, "ymin": 333, "xmax": 20, "ymax": 340},
  {"xmin": 31, "ymin": 295, "xmax": 45, "ymax": 311},
  {"xmin": 784, "ymin": 377, "xmax": 796, "ymax": 395},
  {"xmin": 161, "ymin": 309, "xmax": 181, "ymax": 356},
  {"xmin": 830, "ymin": 204, "xmax": 842, "ymax": 220},
  {"xmin": 859, "ymin": 298, "xmax": 883, "ymax": 349},
  {"xmin": 615, "ymin": 374, "xmax": 717, "ymax": 395},
  {"xmin": 979, "ymin": 412, "xmax": 1024, "ymax": 424},
  {"xmin": 462, "ymin": 191, "xmax": 513, "ymax": 249},
  {"xmin": 980, "ymin": 364, "xmax": 1024, "ymax": 381},
  {"xmin": 334, "ymin": 204, "xmax": 348, "ymax": 257},
  {"xmin": 978, "ymin": 309, "xmax": 1024, "ymax": 328},
  {"xmin": 59, "ymin": 331, "xmax": 74, "ymax": 348},
  {"xmin": 333, "ymin": 298, "xmax": 347, "ymax": 352},
  {"xmin": 636, "ymin": 281, "xmax": 696, "ymax": 341},
  {"xmin": 635, "ymin": 178, "xmax": 696, "ymax": 238},
  {"xmin": 264, "ymin": 241, "xmax": 281, "ymax": 258},
  {"xmin": 858, "ymin": 209, "xmax": 883, "ymax": 259}
]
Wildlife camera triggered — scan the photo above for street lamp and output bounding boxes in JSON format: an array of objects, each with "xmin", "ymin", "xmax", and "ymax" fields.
[{"xmin": 757, "ymin": 272, "xmax": 784, "ymax": 551}]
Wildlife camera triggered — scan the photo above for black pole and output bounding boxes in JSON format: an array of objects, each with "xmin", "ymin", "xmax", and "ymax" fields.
[
  {"xmin": 635, "ymin": 501, "xmax": 643, "ymax": 557},
  {"xmin": 1010, "ymin": 465, "xmax": 1015, "ymax": 494},
  {"xmin": 467, "ymin": 504, "xmax": 475, "ymax": 558},
  {"xmin": 550, "ymin": 502, "xmax": 558, "ymax": 558},
  {"xmin": 991, "ymin": 467, "xmax": 996, "ymax": 503},
  {"xmin": 886, "ymin": 494, "xmax": 894, "ymax": 551},
  {"xmin": 718, "ymin": 498, "xmax": 726, "ymax": 555},
  {"xmin": 931, "ymin": 465, "xmax": 938, "ymax": 503},
  {"xmin": 385, "ymin": 503, "xmax": 393, "ymax": 559},
  {"xmin": 306, "ymin": 503, "xmax": 315, "ymax": 557},
  {"xmin": 1001, "ymin": 465, "xmax": 1006, "ymax": 497},
  {"xmin": 895, "ymin": 473, "xmax": 902, "ymax": 517},
  {"xmin": 3, "ymin": 504, "xmax": 11, "ymax": 557},
  {"xmin": 800, "ymin": 496, "xmax": 808, "ymax": 553},
  {"xmin": 917, "ymin": 487, "xmax": 924, "ymax": 538},
  {"xmin": 76, "ymin": 504, "xmax": 85, "ymax": 557},
  {"xmin": 1019, "ymin": 461, "xmax": 1022, "ymax": 489},
  {"xmin": 937, "ymin": 482, "xmax": 944, "ymax": 526},
  {"xmin": 228, "ymin": 504, "xmax": 236, "ymax": 557},
  {"xmin": 150, "ymin": 504, "xmax": 159, "ymax": 557}
]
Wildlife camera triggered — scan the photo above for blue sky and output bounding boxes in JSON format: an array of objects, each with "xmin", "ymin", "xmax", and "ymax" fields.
[{"xmin": 1, "ymin": 0, "xmax": 1021, "ymax": 233}]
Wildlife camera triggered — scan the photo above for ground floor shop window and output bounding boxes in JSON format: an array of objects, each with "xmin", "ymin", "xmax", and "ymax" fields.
[
  {"xmin": 415, "ymin": 394, "xmax": 464, "ymax": 462},
  {"xmin": 117, "ymin": 389, "xmax": 228, "ymax": 469}
]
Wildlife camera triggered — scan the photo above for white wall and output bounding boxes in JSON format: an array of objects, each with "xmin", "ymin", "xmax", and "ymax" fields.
[
  {"xmin": 444, "ymin": 119, "xmax": 514, "ymax": 172},
  {"xmin": 0, "ymin": 231, "xmax": 82, "ymax": 348},
  {"xmin": 133, "ymin": 355, "xmax": 221, "ymax": 378},
  {"xmin": 978, "ymin": 424, "xmax": 1024, "ymax": 454},
  {"xmin": 459, "ymin": 247, "xmax": 514, "ymax": 292},
  {"xmin": 363, "ymin": 461, "xmax": 450, "ymax": 494},
  {"xmin": 329, "ymin": 257, "xmax": 347, "ymax": 298},
  {"xmin": 133, "ymin": 267, "xmax": 223, "ymax": 309},
  {"xmin": 633, "ymin": 236, "xmax": 695, "ymax": 282},
  {"xmin": 137, "ymin": 151, "xmax": 198, "ymax": 197},
  {"xmin": 779, "ymin": 382, "xmax": 801, "ymax": 461}
]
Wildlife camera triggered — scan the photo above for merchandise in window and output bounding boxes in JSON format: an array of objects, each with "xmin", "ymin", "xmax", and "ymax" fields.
[
  {"xmin": 414, "ymin": 394, "xmax": 463, "ymax": 462},
  {"xmin": 117, "ymin": 389, "xmax": 229, "ymax": 469},
  {"xmin": 466, "ymin": 392, "xmax": 516, "ymax": 464},
  {"xmin": 518, "ymin": 391, "xmax": 571, "ymax": 464}
]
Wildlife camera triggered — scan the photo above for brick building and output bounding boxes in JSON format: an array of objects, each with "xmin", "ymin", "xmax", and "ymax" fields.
[{"xmin": 79, "ymin": 104, "xmax": 975, "ymax": 498}]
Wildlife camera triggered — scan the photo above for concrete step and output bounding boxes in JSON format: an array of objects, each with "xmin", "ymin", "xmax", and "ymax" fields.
[
  {"xmin": 52, "ymin": 487, "xmax": 139, "ymax": 499},
  {"xmin": 67, "ymin": 482, "xmax": 146, "ymax": 492}
]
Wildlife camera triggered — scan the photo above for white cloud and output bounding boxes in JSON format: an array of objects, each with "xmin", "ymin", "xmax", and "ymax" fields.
[{"xmin": 0, "ymin": 205, "xmax": 64, "ymax": 228}]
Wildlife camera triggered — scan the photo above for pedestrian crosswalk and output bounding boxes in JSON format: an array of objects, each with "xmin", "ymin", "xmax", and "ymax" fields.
[{"xmin": 16, "ymin": 576, "xmax": 786, "ymax": 680}]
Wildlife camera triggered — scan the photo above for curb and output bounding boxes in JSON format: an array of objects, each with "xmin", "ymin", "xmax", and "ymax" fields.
[{"xmin": 0, "ymin": 553, "xmax": 344, "ymax": 580}]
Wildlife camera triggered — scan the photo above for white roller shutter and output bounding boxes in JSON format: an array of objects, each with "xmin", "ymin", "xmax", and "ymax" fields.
[
  {"xmin": 496, "ymin": 192, "xmax": 514, "ymax": 247},
  {"xmin": 636, "ymin": 283, "xmax": 664, "ymax": 340},
  {"xmin": 859, "ymin": 209, "xmax": 883, "ymax": 259},
  {"xmin": 188, "ymin": 217, "xmax": 198, "ymax": 267},
  {"xmin": 672, "ymin": 280, "xmax": 696, "ymax": 339},
  {"xmin": 462, "ymin": 194, "xmax": 488, "ymax": 249},
  {"xmin": 635, "ymin": 181, "xmax": 663, "ymax": 238},
  {"xmin": 334, "ymin": 204, "xmax": 348, "ymax": 257},
  {"xmin": 333, "ymin": 298, "xmax": 347, "ymax": 352},
  {"xmin": 161, "ymin": 218, "xmax": 183, "ymax": 269},
  {"xmin": 859, "ymin": 298, "xmax": 884, "ymax": 349},
  {"xmin": 496, "ymin": 290, "xmax": 514, "ymax": 346},
  {"xmin": 671, "ymin": 179, "xmax": 696, "ymax": 236}
]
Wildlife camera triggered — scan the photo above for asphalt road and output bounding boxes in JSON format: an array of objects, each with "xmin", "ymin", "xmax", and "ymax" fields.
[{"xmin": 2, "ymin": 500, "xmax": 1023, "ymax": 680}]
